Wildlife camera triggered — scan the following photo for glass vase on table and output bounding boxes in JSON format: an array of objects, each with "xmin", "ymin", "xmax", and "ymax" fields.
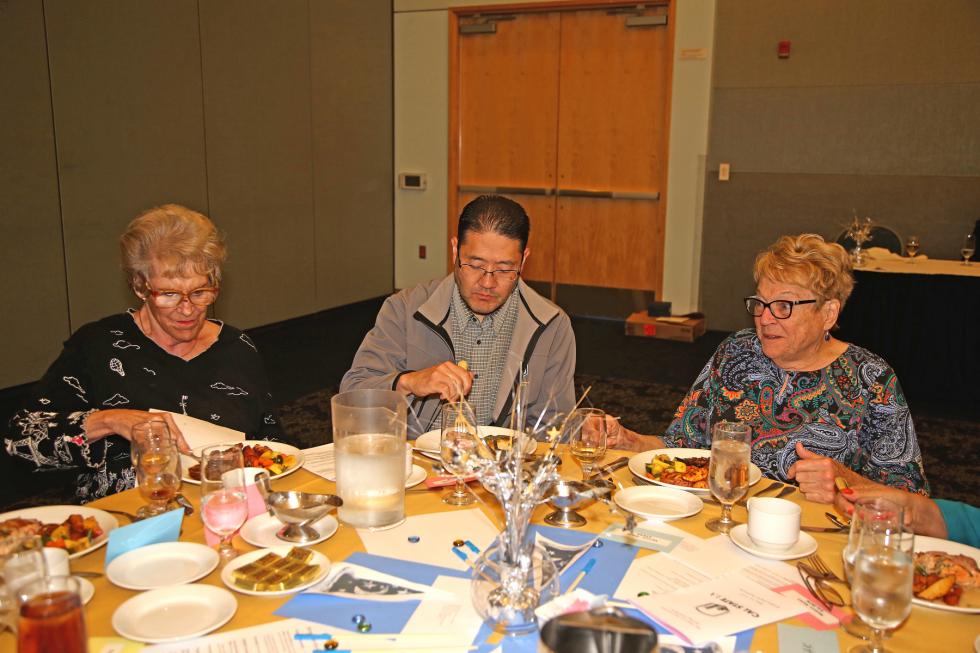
[
  {"xmin": 440, "ymin": 402, "xmax": 479, "ymax": 506},
  {"xmin": 705, "ymin": 421, "xmax": 751, "ymax": 533},
  {"xmin": 199, "ymin": 444, "xmax": 248, "ymax": 564},
  {"xmin": 841, "ymin": 497, "xmax": 904, "ymax": 640},
  {"xmin": 132, "ymin": 425, "xmax": 181, "ymax": 519},
  {"xmin": 564, "ymin": 408, "xmax": 609, "ymax": 480}
]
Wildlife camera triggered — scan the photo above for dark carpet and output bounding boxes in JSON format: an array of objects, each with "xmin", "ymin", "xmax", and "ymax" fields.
[{"xmin": 278, "ymin": 373, "xmax": 976, "ymax": 505}]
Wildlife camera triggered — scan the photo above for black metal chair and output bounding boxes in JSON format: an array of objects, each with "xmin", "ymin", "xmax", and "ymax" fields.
[{"xmin": 835, "ymin": 224, "xmax": 903, "ymax": 255}]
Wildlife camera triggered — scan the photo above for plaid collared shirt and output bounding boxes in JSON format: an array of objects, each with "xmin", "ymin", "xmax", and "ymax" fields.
[{"xmin": 450, "ymin": 285, "xmax": 519, "ymax": 425}]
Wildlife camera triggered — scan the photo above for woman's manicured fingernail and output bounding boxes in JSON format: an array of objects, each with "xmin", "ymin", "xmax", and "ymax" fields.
[
  {"xmin": 841, "ymin": 488, "xmax": 854, "ymax": 496},
  {"xmin": 846, "ymin": 506, "xmax": 854, "ymax": 515}
]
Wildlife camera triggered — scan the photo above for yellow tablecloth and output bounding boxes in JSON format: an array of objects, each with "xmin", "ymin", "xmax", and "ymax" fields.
[{"xmin": 3, "ymin": 451, "xmax": 976, "ymax": 652}]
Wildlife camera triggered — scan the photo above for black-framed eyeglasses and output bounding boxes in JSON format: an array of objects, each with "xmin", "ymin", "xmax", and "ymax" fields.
[
  {"xmin": 146, "ymin": 283, "xmax": 219, "ymax": 308},
  {"xmin": 456, "ymin": 258, "xmax": 521, "ymax": 282},
  {"xmin": 797, "ymin": 563, "xmax": 845, "ymax": 610},
  {"xmin": 744, "ymin": 297, "xmax": 817, "ymax": 319}
]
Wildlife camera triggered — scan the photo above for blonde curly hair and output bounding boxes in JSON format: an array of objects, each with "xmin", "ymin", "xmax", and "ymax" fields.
[
  {"xmin": 753, "ymin": 234, "xmax": 854, "ymax": 308},
  {"xmin": 120, "ymin": 204, "xmax": 226, "ymax": 295}
]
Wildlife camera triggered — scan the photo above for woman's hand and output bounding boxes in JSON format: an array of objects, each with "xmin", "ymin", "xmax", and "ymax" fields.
[
  {"xmin": 787, "ymin": 441, "xmax": 848, "ymax": 504},
  {"xmin": 84, "ymin": 409, "xmax": 189, "ymax": 451},
  {"xmin": 833, "ymin": 481, "xmax": 948, "ymax": 540},
  {"xmin": 605, "ymin": 421, "xmax": 664, "ymax": 452}
]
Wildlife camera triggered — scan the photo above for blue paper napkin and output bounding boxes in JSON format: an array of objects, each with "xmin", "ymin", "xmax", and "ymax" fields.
[{"xmin": 104, "ymin": 508, "xmax": 183, "ymax": 566}]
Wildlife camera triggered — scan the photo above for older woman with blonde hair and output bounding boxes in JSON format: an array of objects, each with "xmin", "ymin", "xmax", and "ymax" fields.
[
  {"xmin": 612, "ymin": 234, "xmax": 928, "ymax": 503},
  {"xmin": 5, "ymin": 204, "xmax": 283, "ymax": 502}
]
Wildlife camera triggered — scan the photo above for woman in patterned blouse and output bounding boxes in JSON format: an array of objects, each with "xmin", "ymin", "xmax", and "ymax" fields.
[
  {"xmin": 5, "ymin": 205, "xmax": 283, "ymax": 502},
  {"xmin": 611, "ymin": 234, "xmax": 929, "ymax": 504}
]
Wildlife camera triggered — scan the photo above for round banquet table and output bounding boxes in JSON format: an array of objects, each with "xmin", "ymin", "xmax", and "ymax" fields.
[{"xmin": 1, "ymin": 448, "xmax": 975, "ymax": 652}]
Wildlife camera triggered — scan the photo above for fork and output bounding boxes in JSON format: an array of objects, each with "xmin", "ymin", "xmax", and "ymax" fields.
[{"xmin": 804, "ymin": 553, "xmax": 845, "ymax": 583}]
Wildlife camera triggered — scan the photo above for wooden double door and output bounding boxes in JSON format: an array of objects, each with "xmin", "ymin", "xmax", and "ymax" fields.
[{"xmin": 449, "ymin": 2, "xmax": 674, "ymax": 296}]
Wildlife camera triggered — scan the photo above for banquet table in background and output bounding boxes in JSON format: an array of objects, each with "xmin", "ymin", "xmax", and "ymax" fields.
[
  {"xmin": 837, "ymin": 257, "xmax": 980, "ymax": 403},
  {"xmin": 1, "ymin": 449, "xmax": 976, "ymax": 652}
]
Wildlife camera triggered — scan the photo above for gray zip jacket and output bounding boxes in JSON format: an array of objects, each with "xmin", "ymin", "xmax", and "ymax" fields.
[{"xmin": 340, "ymin": 275, "xmax": 576, "ymax": 436}]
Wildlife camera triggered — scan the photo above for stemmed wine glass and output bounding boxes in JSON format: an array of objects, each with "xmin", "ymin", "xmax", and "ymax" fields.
[
  {"xmin": 904, "ymin": 235, "xmax": 919, "ymax": 262},
  {"xmin": 440, "ymin": 402, "xmax": 478, "ymax": 506},
  {"xmin": 200, "ymin": 444, "xmax": 249, "ymax": 563},
  {"xmin": 132, "ymin": 422, "xmax": 181, "ymax": 519},
  {"xmin": 841, "ymin": 497, "xmax": 904, "ymax": 640},
  {"xmin": 961, "ymin": 233, "xmax": 976, "ymax": 265},
  {"xmin": 705, "ymin": 421, "xmax": 751, "ymax": 533},
  {"xmin": 564, "ymin": 408, "xmax": 608, "ymax": 480},
  {"xmin": 849, "ymin": 520, "xmax": 913, "ymax": 653}
]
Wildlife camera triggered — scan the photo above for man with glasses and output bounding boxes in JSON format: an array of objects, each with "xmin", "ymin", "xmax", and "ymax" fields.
[{"xmin": 341, "ymin": 195, "xmax": 575, "ymax": 433}]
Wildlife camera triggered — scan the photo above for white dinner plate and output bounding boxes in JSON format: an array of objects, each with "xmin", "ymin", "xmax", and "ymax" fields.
[
  {"xmin": 240, "ymin": 512, "xmax": 340, "ymax": 549},
  {"xmin": 220, "ymin": 546, "xmax": 331, "ymax": 597},
  {"xmin": 613, "ymin": 486, "xmax": 704, "ymax": 521},
  {"xmin": 627, "ymin": 448, "xmax": 762, "ymax": 495},
  {"xmin": 180, "ymin": 440, "xmax": 305, "ymax": 485},
  {"xmin": 75, "ymin": 577, "xmax": 94, "ymax": 605},
  {"xmin": 912, "ymin": 535, "xmax": 980, "ymax": 613},
  {"xmin": 112, "ymin": 584, "xmax": 237, "ymax": 643},
  {"xmin": 415, "ymin": 426, "xmax": 537, "ymax": 460},
  {"xmin": 0, "ymin": 505, "xmax": 118, "ymax": 560},
  {"xmin": 728, "ymin": 524, "xmax": 817, "ymax": 560},
  {"xmin": 106, "ymin": 541, "xmax": 219, "ymax": 590}
]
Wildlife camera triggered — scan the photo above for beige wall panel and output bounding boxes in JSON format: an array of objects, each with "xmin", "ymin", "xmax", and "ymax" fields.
[
  {"xmin": 200, "ymin": 0, "xmax": 317, "ymax": 328},
  {"xmin": 44, "ymin": 0, "xmax": 209, "ymax": 329},
  {"xmin": 310, "ymin": 0, "xmax": 394, "ymax": 307},
  {"xmin": 714, "ymin": 0, "xmax": 980, "ymax": 88},
  {"xmin": 0, "ymin": 0, "xmax": 69, "ymax": 387},
  {"xmin": 699, "ymin": 173, "xmax": 980, "ymax": 332},
  {"xmin": 709, "ymin": 84, "xmax": 980, "ymax": 177}
]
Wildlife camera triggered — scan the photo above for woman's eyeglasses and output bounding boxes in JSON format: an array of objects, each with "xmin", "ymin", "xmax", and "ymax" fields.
[
  {"xmin": 797, "ymin": 562, "xmax": 845, "ymax": 610},
  {"xmin": 744, "ymin": 297, "xmax": 817, "ymax": 319},
  {"xmin": 146, "ymin": 284, "xmax": 219, "ymax": 308}
]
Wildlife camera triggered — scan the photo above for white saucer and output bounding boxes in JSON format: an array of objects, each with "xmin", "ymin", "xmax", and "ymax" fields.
[
  {"xmin": 406, "ymin": 464, "xmax": 427, "ymax": 488},
  {"xmin": 613, "ymin": 486, "xmax": 704, "ymax": 521},
  {"xmin": 75, "ymin": 577, "xmax": 94, "ymax": 605},
  {"xmin": 240, "ymin": 512, "xmax": 339, "ymax": 548},
  {"xmin": 106, "ymin": 542, "xmax": 219, "ymax": 590},
  {"xmin": 112, "ymin": 584, "xmax": 237, "ymax": 643},
  {"xmin": 220, "ymin": 546, "xmax": 330, "ymax": 597},
  {"xmin": 728, "ymin": 524, "xmax": 817, "ymax": 560}
]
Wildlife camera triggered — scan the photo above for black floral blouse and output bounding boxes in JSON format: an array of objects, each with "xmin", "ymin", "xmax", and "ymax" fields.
[
  {"xmin": 663, "ymin": 329, "xmax": 929, "ymax": 494},
  {"xmin": 5, "ymin": 311, "xmax": 283, "ymax": 502}
]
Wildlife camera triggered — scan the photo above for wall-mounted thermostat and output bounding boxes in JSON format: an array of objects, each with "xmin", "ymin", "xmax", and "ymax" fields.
[{"xmin": 398, "ymin": 172, "xmax": 427, "ymax": 190}]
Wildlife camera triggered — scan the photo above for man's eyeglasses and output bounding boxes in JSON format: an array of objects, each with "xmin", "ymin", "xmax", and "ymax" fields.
[
  {"xmin": 146, "ymin": 284, "xmax": 219, "ymax": 308},
  {"xmin": 457, "ymin": 259, "xmax": 521, "ymax": 282},
  {"xmin": 744, "ymin": 297, "xmax": 817, "ymax": 319},
  {"xmin": 797, "ymin": 562, "xmax": 845, "ymax": 611}
]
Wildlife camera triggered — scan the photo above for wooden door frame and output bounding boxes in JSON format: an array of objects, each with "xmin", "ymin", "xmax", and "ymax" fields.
[{"xmin": 447, "ymin": 0, "xmax": 675, "ymax": 276}]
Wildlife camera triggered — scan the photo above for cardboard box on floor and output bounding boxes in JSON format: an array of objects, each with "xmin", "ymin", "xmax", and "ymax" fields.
[{"xmin": 625, "ymin": 311, "xmax": 706, "ymax": 342}]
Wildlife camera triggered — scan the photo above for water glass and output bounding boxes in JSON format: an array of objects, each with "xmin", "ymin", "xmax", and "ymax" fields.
[
  {"xmin": 849, "ymin": 528, "xmax": 912, "ymax": 653},
  {"xmin": 440, "ymin": 402, "xmax": 479, "ymax": 506},
  {"xmin": 962, "ymin": 233, "xmax": 976, "ymax": 265},
  {"xmin": 200, "ymin": 444, "xmax": 248, "ymax": 563},
  {"xmin": 705, "ymin": 421, "xmax": 751, "ymax": 533},
  {"xmin": 564, "ymin": 408, "xmax": 608, "ymax": 479},
  {"xmin": 16, "ymin": 575, "xmax": 87, "ymax": 653},
  {"xmin": 331, "ymin": 389, "xmax": 408, "ymax": 529},
  {"xmin": 0, "ymin": 537, "xmax": 46, "ymax": 634},
  {"xmin": 904, "ymin": 235, "xmax": 919, "ymax": 260},
  {"xmin": 133, "ymin": 428, "xmax": 181, "ymax": 519}
]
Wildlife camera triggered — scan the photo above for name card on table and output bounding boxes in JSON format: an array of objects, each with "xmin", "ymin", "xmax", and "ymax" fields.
[
  {"xmin": 104, "ymin": 508, "xmax": 183, "ymax": 566},
  {"xmin": 777, "ymin": 623, "xmax": 840, "ymax": 653}
]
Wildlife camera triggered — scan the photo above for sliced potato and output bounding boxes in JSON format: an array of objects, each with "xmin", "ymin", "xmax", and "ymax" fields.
[{"xmin": 916, "ymin": 575, "xmax": 955, "ymax": 601}]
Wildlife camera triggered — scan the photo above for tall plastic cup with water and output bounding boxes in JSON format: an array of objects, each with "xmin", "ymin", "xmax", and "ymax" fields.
[{"xmin": 331, "ymin": 389, "xmax": 408, "ymax": 529}]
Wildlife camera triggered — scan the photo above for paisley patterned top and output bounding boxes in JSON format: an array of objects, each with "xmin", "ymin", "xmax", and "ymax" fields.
[
  {"xmin": 663, "ymin": 329, "xmax": 929, "ymax": 494},
  {"xmin": 5, "ymin": 311, "xmax": 283, "ymax": 502}
]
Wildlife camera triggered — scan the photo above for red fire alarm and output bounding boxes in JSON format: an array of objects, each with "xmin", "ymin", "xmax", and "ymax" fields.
[{"xmin": 777, "ymin": 40, "xmax": 791, "ymax": 59}]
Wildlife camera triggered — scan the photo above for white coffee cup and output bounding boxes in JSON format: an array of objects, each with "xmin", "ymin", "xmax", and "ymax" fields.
[
  {"xmin": 746, "ymin": 496, "xmax": 801, "ymax": 551},
  {"xmin": 42, "ymin": 547, "xmax": 70, "ymax": 577},
  {"xmin": 404, "ymin": 442, "xmax": 414, "ymax": 477}
]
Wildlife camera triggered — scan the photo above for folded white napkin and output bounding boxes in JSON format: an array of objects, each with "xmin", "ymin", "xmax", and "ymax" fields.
[{"xmin": 864, "ymin": 246, "xmax": 928, "ymax": 261}]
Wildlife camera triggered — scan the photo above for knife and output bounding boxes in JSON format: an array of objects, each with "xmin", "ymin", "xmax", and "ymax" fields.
[
  {"xmin": 801, "ymin": 525, "xmax": 848, "ymax": 533},
  {"xmin": 589, "ymin": 456, "xmax": 629, "ymax": 479}
]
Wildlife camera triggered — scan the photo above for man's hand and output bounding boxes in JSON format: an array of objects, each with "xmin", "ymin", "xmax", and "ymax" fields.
[
  {"xmin": 397, "ymin": 361, "xmax": 473, "ymax": 401},
  {"xmin": 84, "ymin": 409, "xmax": 189, "ymax": 451},
  {"xmin": 787, "ymin": 441, "xmax": 842, "ymax": 504}
]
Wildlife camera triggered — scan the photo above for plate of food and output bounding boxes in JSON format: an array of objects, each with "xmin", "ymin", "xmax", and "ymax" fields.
[
  {"xmin": 0, "ymin": 505, "xmax": 118, "ymax": 559},
  {"xmin": 627, "ymin": 448, "xmax": 762, "ymax": 494},
  {"xmin": 414, "ymin": 426, "xmax": 537, "ymax": 460},
  {"xmin": 912, "ymin": 535, "xmax": 980, "ymax": 613},
  {"xmin": 181, "ymin": 440, "xmax": 304, "ymax": 485},
  {"xmin": 221, "ymin": 545, "xmax": 330, "ymax": 597}
]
